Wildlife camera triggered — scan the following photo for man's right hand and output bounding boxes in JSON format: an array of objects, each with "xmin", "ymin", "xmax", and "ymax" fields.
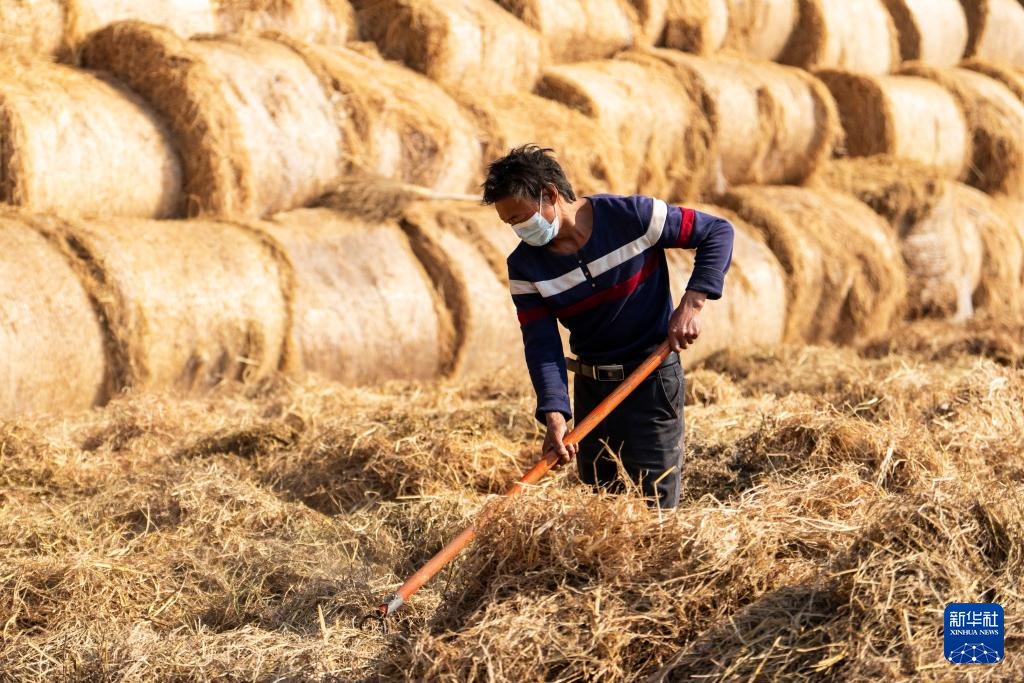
[{"xmin": 543, "ymin": 412, "xmax": 577, "ymax": 470}]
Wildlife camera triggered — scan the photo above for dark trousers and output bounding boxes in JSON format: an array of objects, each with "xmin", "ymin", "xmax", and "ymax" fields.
[{"xmin": 573, "ymin": 355, "xmax": 684, "ymax": 509}]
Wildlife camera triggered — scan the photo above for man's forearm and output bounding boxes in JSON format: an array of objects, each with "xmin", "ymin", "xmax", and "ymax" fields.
[{"xmin": 686, "ymin": 217, "xmax": 734, "ymax": 299}]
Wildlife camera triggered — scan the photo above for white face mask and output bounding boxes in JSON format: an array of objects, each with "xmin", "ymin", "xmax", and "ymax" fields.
[{"xmin": 512, "ymin": 191, "xmax": 560, "ymax": 247}]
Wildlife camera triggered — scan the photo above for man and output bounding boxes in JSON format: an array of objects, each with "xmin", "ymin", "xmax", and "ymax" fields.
[{"xmin": 483, "ymin": 145, "xmax": 734, "ymax": 509}]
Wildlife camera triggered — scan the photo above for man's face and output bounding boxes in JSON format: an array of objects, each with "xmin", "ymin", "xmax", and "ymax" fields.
[{"xmin": 494, "ymin": 189, "xmax": 555, "ymax": 228}]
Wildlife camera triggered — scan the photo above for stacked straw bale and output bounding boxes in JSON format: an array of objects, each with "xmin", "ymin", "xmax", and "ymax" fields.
[
  {"xmin": 662, "ymin": 0, "xmax": 729, "ymax": 54},
  {"xmin": 458, "ymin": 91, "xmax": 630, "ymax": 196},
  {"xmin": 0, "ymin": 56, "xmax": 182, "ymax": 218},
  {"xmin": 283, "ymin": 40, "xmax": 481, "ymax": 195},
  {"xmin": 537, "ymin": 57, "xmax": 713, "ymax": 200},
  {"xmin": 666, "ymin": 206, "xmax": 787, "ymax": 364},
  {"xmin": 812, "ymin": 157, "xmax": 983, "ymax": 319},
  {"xmin": 0, "ymin": 1, "xmax": 66, "ymax": 57},
  {"xmin": 817, "ymin": 70, "xmax": 970, "ymax": 179},
  {"xmin": 352, "ymin": 0, "xmax": 544, "ymax": 94},
  {"xmin": 0, "ymin": 1, "xmax": 358, "ymax": 59},
  {"xmin": 995, "ymin": 197, "xmax": 1024, "ymax": 285},
  {"xmin": 493, "ymin": 0, "xmax": 638, "ymax": 62},
  {"xmin": 628, "ymin": 0, "xmax": 671, "ymax": 45},
  {"xmin": 720, "ymin": 185, "xmax": 907, "ymax": 344},
  {"xmin": 721, "ymin": 0, "xmax": 799, "ymax": 59},
  {"xmin": 662, "ymin": 0, "xmax": 799, "ymax": 61},
  {"xmin": 963, "ymin": 59, "xmax": 1024, "ymax": 103},
  {"xmin": 400, "ymin": 202, "xmax": 526, "ymax": 379},
  {"xmin": 902, "ymin": 64, "xmax": 1024, "ymax": 197},
  {"xmin": 0, "ymin": 213, "xmax": 107, "ymax": 418},
  {"xmin": 961, "ymin": 0, "xmax": 1024, "ymax": 66},
  {"xmin": 67, "ymin": 1, "xmax": 219, "ymax": 53},
  {"xmin": 81, "ymin": 22, "xmax": 342, "ymax": 218},
  {"xmin": 630, "ymin": 49, "xmax": 837, "ymax": 188},
  {"xmin": 820, "ymin": 169, "xmax": 1021, "ymax": 315},
  {"xmin": 0, "ymin": 0, "xmax": 219, "ymax": 59},
  {"xmin": 258, "ymin": 209, "xmax": 447, "ymax": 385},
  {"xmin": 214, "ymin": 0, "xmax": 354, "ymax": 45},
  {"xmin": 950, "ymin": 183, "xmax": 1023, "ymax": 313},
  {"xmin": 667, "ymin": 0, "xmax": 802, "ymax": 60},
  {"xmin": 880, "ymin": 0, "xmax": 968, "ymax": 67},
  {"xmin": 779, "ymin": 0, "xmax": 900, "ymax": 74},
  {"xmin": 39, "ymin": 216, "xmax": 290, "ymax": 394}
]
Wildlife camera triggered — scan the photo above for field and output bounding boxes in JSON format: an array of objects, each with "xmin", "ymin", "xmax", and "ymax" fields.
[
  {"xmin": 4, "ymin": 0, "xmax": 1024, "ymax": 681},
  {"xmin": 1, "ymin": 317, "xmax": 1021, "ymax": 681}
]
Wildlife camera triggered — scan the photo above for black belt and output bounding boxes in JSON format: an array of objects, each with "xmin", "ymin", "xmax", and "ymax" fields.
[{"xmin": 566, "ymin": 352, "xmax": 678, "ymax": 382}]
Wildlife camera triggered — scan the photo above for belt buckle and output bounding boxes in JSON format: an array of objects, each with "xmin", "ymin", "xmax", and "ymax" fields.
[{"xmin": 596, "ymin": 364, "xmax": 624, "ymax": 382}]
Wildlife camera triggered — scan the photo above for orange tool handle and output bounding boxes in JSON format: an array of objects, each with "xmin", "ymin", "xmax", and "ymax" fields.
[{"xmin": 375, "ymin": 340, "xmax": 674, "ymax": 618}]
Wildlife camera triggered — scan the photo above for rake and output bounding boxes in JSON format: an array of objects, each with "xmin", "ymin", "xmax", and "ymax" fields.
[{"xmin": 362, "ymin": 340, "xmax": 674, "ymax": 631}]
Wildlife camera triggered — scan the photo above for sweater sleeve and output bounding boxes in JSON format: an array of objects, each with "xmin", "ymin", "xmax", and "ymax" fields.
[
  {"xmin": 508, "ymin": 261, "xmax": 571, "ymax": 424},
  {"xmin": 657, "ymin": 204, "xmax": 735, "ymax": 299}
]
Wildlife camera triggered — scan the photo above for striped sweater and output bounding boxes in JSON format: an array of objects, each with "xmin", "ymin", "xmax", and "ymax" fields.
[{"xmin": 507, "ymin": 194, "xmax": 734, "ymax": 422}]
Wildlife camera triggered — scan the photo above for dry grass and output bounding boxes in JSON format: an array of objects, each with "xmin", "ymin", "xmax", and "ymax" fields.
[{"xmin": 1, "ymin": 319, "xmax": 1022, "ymax": 681}]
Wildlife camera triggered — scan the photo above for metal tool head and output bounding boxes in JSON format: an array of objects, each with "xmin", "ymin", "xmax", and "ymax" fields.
[{"xmin": 358, "ymin": 592, "xmax": 404, "ymax": 634}]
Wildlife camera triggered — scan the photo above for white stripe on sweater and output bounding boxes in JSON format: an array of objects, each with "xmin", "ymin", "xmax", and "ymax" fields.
[{"xmin": 586, "ymin": 199, "xmax": 667, "ymax": 278}]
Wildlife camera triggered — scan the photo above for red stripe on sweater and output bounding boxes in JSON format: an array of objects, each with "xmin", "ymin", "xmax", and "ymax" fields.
[
  {"xmin": 517, "ymin": 306, "xmax": 552, "ymax": 326},
  {"xmin": 675, "ymin": 207, "xmax": 695, "ymax": 248},
  {"xmin": 555, "ymin": 252, "xmax": 660, "ymax": 319}
]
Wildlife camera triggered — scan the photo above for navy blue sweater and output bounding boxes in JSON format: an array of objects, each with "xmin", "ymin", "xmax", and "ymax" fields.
[{"xmin": 506, "ymin": 194, "xmax": 734, "ymax": 422}]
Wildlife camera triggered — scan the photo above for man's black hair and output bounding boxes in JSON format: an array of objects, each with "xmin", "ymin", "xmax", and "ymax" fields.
[{"xmin": 481, "ymin": 144, "xmax": 577, "ymax": 205}]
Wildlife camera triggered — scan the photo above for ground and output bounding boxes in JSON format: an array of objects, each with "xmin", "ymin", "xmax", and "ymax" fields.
[{"xmin": 1, "ymin": 317, "xmax": 1022, "ymax": 682}]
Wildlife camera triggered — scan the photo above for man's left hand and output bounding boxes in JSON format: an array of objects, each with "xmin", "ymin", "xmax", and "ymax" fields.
[{"xmin": 668, "ymin": 290, "xmax": 706, "ymax": 352}]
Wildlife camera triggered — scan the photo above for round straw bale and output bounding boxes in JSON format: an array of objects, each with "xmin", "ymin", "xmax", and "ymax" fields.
[
  {"xmin": 663, "ymin": 0, "xmax": 800, "ymax": 59},
  {"xmin": 494, "ymin": 0, "xmax": 638, "ymax": 62},
  {"xmin": 901, "ymin": 64, "xmax": 1024, "ymax": 197},
  {"xmin": 780, "ymin": 0, "xmax": 899, "ymax": 74},
  {"xmin": 951, "ymin": 183, "xmax": 1023, "ymax": 313},
  {"xmin": 962, "ymin": 59, "xmax": 1024, "ymax": 103},
  {"xmin": 632, "ymin": 49, "xmax": 837, "ymax": 187},
  {"xmin": 880, "ymin": 0, "xmax": 967, "ymax": 66},
  {"xmin": 662, "ymin": 0, "xmax": 729, "ymax": 54},
  {"xmin": 0, "ymin": 1, "xmax": 64, "ymax": 57},
  {"xmin": 44, "ymin": 216, "xmax": 290, "ymax": 393},
  {"xmin": 81, "ymin": 22, "xmax": 342, "ymax": 218},
  {"xmin": 811, "ymin": 157, "xmax": 983, "ymax": 319},
  {"xmin": 721, "ymin": 185, "xmax": 907, "ymax": 344},
  {"xmin": 0, "ymin": 213, "xmax": 107, "ymax": 418},
  {"xmin": 537, "ymin": 57, "xmax": 713, "ymax": 200},
  {"xmin": 400, "ymin": 201, "xmax": 526, "ymax": 380},
  {"xmin": 629, "ymin": 0, "xmax": 669, "ymax": 45},
  {"xmin": 817, "ymin": 70, "xmax": 970, "ymax": 179},
  {"xmin": 0, "ymin": 1, "xmax": 221, "ymax": 59},
  {"xmin": 665, "ymin": 206, "xmax": 786, "ymax": 364},
  {"xmin": 993, "ymin": 197, "xmax": 1024, "ymax": 285},
  {"xmin": 0, "ymin": 56, "xmax": 182, "ymax": 218},
  {"xmin": 66, "ymin": 1, "xmax": 219, "ymax": 55},
  {"xmin": 258, "ymin": 208, "xmax": 448, "ymax": 385},
  {"xmin": 457, "ymin": 91, "xmax": 630, "ymax": 196},
  {"xmin": 214, "ymin": 0, "xmax": 354, "ymax": 44},
  {"xmin": 961, "ymin": 0, "xmax": 1024, "ymax": 66},
  {"xmin": 352, "ymin": 0, "xmax": 544, "ymax": 94},
  {"xmin": 282, "ymin": 40, "xmax": 480, "ymax": 195},
  {"xmin": 724, "ymin": 0, "xmax": 799, "ymax": 59}
]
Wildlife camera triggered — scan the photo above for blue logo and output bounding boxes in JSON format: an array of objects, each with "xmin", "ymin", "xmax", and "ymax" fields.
[{"xmin": 945, "ymin": 603, "xmax": 1004, "ymax": 664}]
